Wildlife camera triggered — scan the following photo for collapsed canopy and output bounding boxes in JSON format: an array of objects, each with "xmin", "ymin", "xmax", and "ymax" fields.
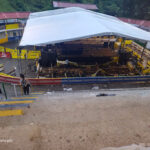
[{"xmin": 20, "ymin": 7, "xmax": 150, "ymax": 46}]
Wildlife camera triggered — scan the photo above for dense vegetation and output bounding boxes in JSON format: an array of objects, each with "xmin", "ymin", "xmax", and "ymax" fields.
[{"xmin": 0, "ymin": 0, "xmax": 149, "ymax": 20}]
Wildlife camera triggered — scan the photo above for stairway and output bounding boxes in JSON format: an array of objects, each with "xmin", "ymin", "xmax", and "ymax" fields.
[{"xmin": 0, "ymin": 92, "xmax": 44, "ymax": 117}]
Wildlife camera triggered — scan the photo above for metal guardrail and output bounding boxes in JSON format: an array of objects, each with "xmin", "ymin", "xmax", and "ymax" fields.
[
  {"xmin": 0, "ymin": 74, "xmax": 150, "ymax": 85},
  {"xmin": 0, "ymin": 75, "xmax": 61, "ymax": 85},
  {"xmin": 62, "ymin": 76, "xmax": 150, "ymax": 84},
  {"xmin": 8, "ymin": 36, "xmax": 22, "ymax": 41},
  {"xmin": 0, "ymin": 75, "xmax": 149, "ymax": 99}
]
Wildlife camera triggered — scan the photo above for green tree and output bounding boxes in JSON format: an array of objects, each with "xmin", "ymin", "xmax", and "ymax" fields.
[{"xmin": 0, "ymin": 0, "xmax": 149, "ymax": 20}]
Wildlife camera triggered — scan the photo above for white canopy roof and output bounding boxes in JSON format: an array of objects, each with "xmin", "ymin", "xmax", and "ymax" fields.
[{"xmin": 20, "ymin": 7, "xmax": 150, "ymax": 46}]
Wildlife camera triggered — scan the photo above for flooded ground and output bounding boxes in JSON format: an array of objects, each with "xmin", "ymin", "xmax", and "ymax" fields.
[{"xmin": 0, "ymin": 88, "xmax": 150, "ymax": 150}]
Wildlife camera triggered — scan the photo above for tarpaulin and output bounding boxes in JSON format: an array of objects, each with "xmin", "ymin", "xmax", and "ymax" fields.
[{"xmin": 20, "ymin": 7, "xmax": 150, "ymax": 46}]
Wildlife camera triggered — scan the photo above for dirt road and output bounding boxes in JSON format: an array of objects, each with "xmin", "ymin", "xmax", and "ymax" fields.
[{"xmin": 0, "ymin": 88, "xmax": 150, "ymax": 150}]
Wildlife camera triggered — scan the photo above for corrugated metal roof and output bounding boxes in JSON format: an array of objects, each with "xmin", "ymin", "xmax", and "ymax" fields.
[
  {"xmin": 53, "ymin": 1, "xmax": 98, "ymax": 10},
  {"xmin": 119, "ymin": 17, "xmax": 150, "ymax": 28},
  {"xmin": 0, "ymin": 12, "xmax": 30, "ymax": 20}
]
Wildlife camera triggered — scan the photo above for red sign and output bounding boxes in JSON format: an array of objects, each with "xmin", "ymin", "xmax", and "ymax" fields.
[{"xmin": 0, "ymin": 52, "xmax": 11, "ymax": 58}]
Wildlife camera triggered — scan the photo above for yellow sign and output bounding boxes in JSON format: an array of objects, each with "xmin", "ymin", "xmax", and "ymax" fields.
[
  {"xmin": 6, "ymin": 24, "xmax": 19, "ymax": 30},
  {"xmin": 27, "ymin": 51, "xmax": 41, "ymax": 59},
  {"xmin": 0, "ymin": 46, "xmax": 5, "ymax": 52},
  {"xmin": 3, "ymin": 46, "xmax": 41, "ymax": 59}
]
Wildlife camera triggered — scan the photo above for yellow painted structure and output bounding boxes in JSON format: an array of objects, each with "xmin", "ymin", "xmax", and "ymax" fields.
[
  {"xmin": 127, "ymin": 62, "xmax": 134, "ymax": 70},
  {"xmin": 10, "ymin": 49, "xmax": 28, "ymax": 59},
  {"xmin": 147, "ymin": 61, "xmax": 150, "ymax": 66},
  {"xmin": 0, "ymin": 46, "xmax": 5, "ymax": 52},
  {"xmin": 112, "ymin": 57, "xmax": 119, "ymax": 63},
  {"xmin": 5, "ymin": 24, "xmax": 19, "ymax": 30},
  {"xmin": 114, "ymin": 42, "xmax": 121, "ymax": 50},
  {"xmin": 0, "ymin": 100, "xmax": 33, "ymax": 105},
  {"xmin": 0, "ymin": 46, "xmax": 41, "ymax": 59},
  {"xmin": 103, "ymin": 36, "xmax": 108, "ymax": 39},
  {"xmin": 0, "ymin": 109, "xmax": 23, "ymax": 117},
  {"xmin": 137, "ymin": 61, "xmax": 144, "ymax": 69},
  {"xmin": 0, "ymin": 37, "xmax": 8, "ymax": 44},
  {"xmin": 124, "ymin": 40, "xmax": 132, "ymax": 45},
  {"xmin": 10, "ymin": 49, "xmax": 18, "ymax": 59},
  {"xmin": 126, "ymin": 47, "xmax": 132, "ymax": 52},
  {"xmin": 143, "ymin": 68, "xmax": 150, "ymax": 75},
  {"xmin": 27, "ymin": 50, "xmax": 41, "ymax": 59},
  {"xmin": 0, "ymin": 73, "xmax": 13, "ymax": 77},
  {"xmin": 132, "ymin": 51, "xmax": 141, "ymax": 59},
  {"xmin": 11, "ymin": 97, "xmax": 37, "ymax": 99}
]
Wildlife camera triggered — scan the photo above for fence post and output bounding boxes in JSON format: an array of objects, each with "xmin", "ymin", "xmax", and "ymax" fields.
[
  {"xmin": 13, "ymin": 84, "xmax": 17, "ymax": 97},
  {"xmin": 2, "ymin": 82, "xmax": 7, "ymax": 100}
]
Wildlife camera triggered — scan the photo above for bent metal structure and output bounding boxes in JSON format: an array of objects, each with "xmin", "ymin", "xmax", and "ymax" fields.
[{"xmin": 1, "ymin": 7, "xmax": 150, "ymax": 85}]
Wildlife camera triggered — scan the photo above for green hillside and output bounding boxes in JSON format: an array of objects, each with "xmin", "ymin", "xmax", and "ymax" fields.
[
  {"xmin": 0, "ymin": 0, "xmax": 52, "ymax": 12},
  {"xmin": 0, "ymin": 0, "xmax": 149, "ymax": 20}
]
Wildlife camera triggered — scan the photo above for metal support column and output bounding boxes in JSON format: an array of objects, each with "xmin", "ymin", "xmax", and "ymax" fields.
[
  {"xmin": 140, "ymin": 42, "xmax": 147, "ymax": 60},
  {"xmin": 2, "ymin": 83, "xmax": 7, "ymax": 100}
]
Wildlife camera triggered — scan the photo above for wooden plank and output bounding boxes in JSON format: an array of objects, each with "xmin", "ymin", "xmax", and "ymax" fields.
[
  {"xmin": 0, "ymin": 100, "xmax": 33, "ymax": 105},
  {"xmin": 0, "ymin": 109, "xmax": 23, "ymax": 117}
]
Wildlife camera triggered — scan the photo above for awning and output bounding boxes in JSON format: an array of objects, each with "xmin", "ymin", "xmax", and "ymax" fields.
[{"xmin": 19, "ymin": 7, "xmax": 150, "ymax": 46}]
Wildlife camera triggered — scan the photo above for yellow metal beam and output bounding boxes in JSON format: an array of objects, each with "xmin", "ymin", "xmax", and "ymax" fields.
[
  {"xmin": 0, "ymin": 100, "xmax": 33, "ymax": 105},
  {"xmin": 0, "ymin": 109, "xmax": 23, "ymax": 117}
]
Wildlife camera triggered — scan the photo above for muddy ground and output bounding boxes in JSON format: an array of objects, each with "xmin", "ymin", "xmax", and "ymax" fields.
[{"xmin": 0, "ymin": 88, "xmax": 150, "ymax": 150}]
